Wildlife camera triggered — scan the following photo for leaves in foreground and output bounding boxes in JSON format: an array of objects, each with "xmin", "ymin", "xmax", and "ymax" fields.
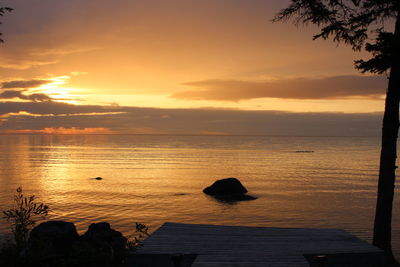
[{"xmin": 2, "ymin": 187, "xmax": 49, "ymax": 250}]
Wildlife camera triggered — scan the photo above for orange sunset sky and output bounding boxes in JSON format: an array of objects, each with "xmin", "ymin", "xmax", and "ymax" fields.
[{"xmin": 0, "ymin": 0, "xmax": 390, "ymax": 135}]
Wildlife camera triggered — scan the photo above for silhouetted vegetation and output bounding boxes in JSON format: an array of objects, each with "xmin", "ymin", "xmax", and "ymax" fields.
[
  {"xmin": 0, "ymin": 5, "xmax": 12, "ymax": 42},
  {"xmin": 274, "ymin": 0, "xmax": 400, "ymax": 262},
  {"xmin": 0, "ymin": 187, "xmax": 50, "ymax": 266},
  {"xmin": 126, "ymin": 222, "xmax": 150, "ymax": 251},
  {"xmin": 2, "ymin": 187, "xmax": 49, "ymax": 250},
  {"xmin": 0, "ymin": 188, "xmax": 150, "ymax": 267}
]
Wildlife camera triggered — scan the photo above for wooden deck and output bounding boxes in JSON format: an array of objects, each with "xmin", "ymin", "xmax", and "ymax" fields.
[{"xmin": 136, "ymin": 222, "xmax": 384, "ymax": 267}]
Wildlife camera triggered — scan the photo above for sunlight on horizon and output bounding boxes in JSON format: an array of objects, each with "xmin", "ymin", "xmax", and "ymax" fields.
[
  {"xmin": 0, "ymin": 0, "xmax": 389, "ymax": 135},
  {"xmin": 69, "ymin": 92, "xmax": 385, "ymax": 113}
]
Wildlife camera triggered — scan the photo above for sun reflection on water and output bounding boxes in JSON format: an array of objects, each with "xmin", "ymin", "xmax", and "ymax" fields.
[{"xmin": 1, "ymin": 135, "xmax": 396, "ymax": 254}]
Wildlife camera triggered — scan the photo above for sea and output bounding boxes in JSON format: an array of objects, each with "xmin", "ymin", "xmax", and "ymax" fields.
[{"xmin": 1, "ymin": 134, "xmax": 400, "ymax": 257}]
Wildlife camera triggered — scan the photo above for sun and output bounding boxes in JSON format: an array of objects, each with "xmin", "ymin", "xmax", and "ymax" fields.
[{"xmin": 33, "ymin": 75, "xmax": 81, "ymax": 104}]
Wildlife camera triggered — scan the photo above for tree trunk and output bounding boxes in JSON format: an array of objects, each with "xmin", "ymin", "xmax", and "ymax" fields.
[{"xmin": 373, "ymin": 11, "xmax": 400, "ymax": 261}]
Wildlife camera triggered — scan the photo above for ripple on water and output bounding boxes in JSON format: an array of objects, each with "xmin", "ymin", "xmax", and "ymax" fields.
[{"xmin": 1, "ymin": 135, "xmax": 398, "ymax": 256}]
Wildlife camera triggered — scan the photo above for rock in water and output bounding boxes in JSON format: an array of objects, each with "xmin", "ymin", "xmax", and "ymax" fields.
[
  {"xmin": 203, "ymin": 177, "xmax": 257, "ymax": 201},
  {"xmin": 28, "ymin": 221, "xmax": 79, "ymax": 255},
  {"xmin": 203, "ymin": 177, "xmax": 247, "ymax": 195}
]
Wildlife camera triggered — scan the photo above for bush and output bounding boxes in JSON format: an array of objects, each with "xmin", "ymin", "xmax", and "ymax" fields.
[
  {"xmin": 1, "ymin": 188, "xmax": 150, "ymax": 266},
  {"xmin": 127, "ymin": 222, "xmax": 150, "ymax": 251},
  {"xmin": 2, "ymin": 187, "xmax": 49, "ymax": 250},
  {"xmin": 0, "ymin": 187, "xmax": 49, "ymax": 266}
]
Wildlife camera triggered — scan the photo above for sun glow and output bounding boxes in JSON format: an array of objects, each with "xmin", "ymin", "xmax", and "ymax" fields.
[
  {"xmin": 0, "ymin": 127, "xmax": 115, "ymax": 135},
  {"xmin": 33, "ymin": 75, "xmax": 81, "ymax": 104}
]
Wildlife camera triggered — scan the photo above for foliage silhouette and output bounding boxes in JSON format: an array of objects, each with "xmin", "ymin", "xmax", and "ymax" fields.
[
  {"xmin": 0, "ymin": 4, "xmax": 12, "ymax": 43},
  {"xmin": 1, "ymin": 188, "xmax": 151, "ymax": 266},
  {"xmin": 2, "ymin": 187, "xmax": 49, "ymax": 250},
  {"xmin": 274, "ymin": 0, "xmax": 400, "ymax": 262},
  {"xmin": 126, "ymin": 222, "xmax": 150, "ymax": 251}
]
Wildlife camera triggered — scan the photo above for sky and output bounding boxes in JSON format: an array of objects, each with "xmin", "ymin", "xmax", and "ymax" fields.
[{"xmin": 0, "ymin": 0, "xmax": 391, "ymax": 135}]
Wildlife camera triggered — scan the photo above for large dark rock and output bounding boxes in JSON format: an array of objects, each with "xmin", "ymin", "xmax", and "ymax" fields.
[
  {"xmin": 26, "ymin": 221, "xmax": 130, "ymax": 266},
  {"xmin": 203, "ymin": 178, "xmax": 257, "ymax": 202},
  {"xmin": 203, "ymin": 177, "xmax": 247, "ymax": 195},
  {"xmin": 28, "ymin": 221, "xmax": 79, "ymax": 255},
  {"xmin": 81, "ymin": 222, "xmax": 127, "ymax": 252}
]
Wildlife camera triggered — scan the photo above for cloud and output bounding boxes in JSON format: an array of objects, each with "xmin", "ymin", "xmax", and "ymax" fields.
[
  {"xmin": 30, "ymin": 46, "xmax": 102, "ymax": 57},
  {"xmin": 0, "ymin": 78, "xmax": 55, "ymax": 102},
  {"xmin": 1, "ymin": 127, "xmax": 115, "ymax": 134},
  {"xmin": 0, "ymin": 101, "xmax": 125, "ymax": 116},
  {"xmin": 0, "ymin": 47, "xmax": 98, "ymax": 70},
  {"xmin": 1, "ymin": 79, "xmax": 50, "ymax": 89},
  {"xmin": 0, "ymin": 111, "xmax": 126, "ymax": 123},
  {"xmin": 0, "ymin": 90, "xmax": 52, "ymax": 102},
  {"xmin": 0, "ymin": 60, "xmax": 58, "ymax": 70},
  {"xmin": 173, "ymin": 75, "xmax": 387, "ymax": 101},
  {"xmin": 0, "ymin": 101, "xmax": 382, "ymax": 136},
  {"xmin": 0, "ymin": 76, "xmax": 84, "ymax": 103}
]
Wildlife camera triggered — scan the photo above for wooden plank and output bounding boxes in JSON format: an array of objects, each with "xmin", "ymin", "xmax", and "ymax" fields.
[{"xmin": 137, "ymin": 222, "xmax": 383, "ymax": 266}]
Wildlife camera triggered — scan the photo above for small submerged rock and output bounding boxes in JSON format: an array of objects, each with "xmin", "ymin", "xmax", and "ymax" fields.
[{"xmin": 203, "ymin": 177, "xmax": 257, "ymax": 202}]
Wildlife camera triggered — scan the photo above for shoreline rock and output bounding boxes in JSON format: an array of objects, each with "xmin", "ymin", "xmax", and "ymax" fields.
[
  {"xmin": 81, "ymin": 222, "xmax": 127, "ymax": 252},
  {"xmin": 27, "ymin": 220, "xmax": 128, "ymax": 264},
  {"xmin": 28, "ymin": 221, "xmax": 79, "ymax": 255}
]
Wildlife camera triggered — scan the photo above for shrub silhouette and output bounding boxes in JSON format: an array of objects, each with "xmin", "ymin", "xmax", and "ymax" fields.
[{"xmin": 2, "ymin": 187, "xmax": 49, "ymax": 250}]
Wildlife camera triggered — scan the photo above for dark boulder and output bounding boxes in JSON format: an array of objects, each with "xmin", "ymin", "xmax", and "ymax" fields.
[
  {"xmin": 28, "ymin": 221, "xmax": 79, "ymax": 255},
  {"xmin": 81, "ymin": 222, "xmax": 127, "ymax": 252},
  {"xmin": 203, "ymin": 177, "xmax": 247, "ymax": 195},
  {"xmin": 203, "ymin": 178, "xmax": 257, "ymax": 202},
  {"xmin": 26, "ymin": 221, "xmax": 131, "ymax": 265}
]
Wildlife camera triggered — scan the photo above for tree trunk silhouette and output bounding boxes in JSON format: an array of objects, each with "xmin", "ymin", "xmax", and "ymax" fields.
[{"xmin": 373, "ymin": 11, "xmax": 400, "ymax": 260}]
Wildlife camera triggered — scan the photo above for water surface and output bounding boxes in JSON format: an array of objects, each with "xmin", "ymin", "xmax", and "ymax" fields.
[{"xmin": 1, "ymin": 135, "xmax": 399, "ymax": 256}]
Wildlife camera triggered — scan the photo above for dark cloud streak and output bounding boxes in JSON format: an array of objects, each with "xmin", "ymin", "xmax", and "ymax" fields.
[
  {"xmin": 174, "ymin": 75, "xmax": 387, "ymax": 101},
  {"xmin": 0, "ymin": 101, "xmax": 382, "ymax": 136},
  {"xmin": 0, "ymin": 90, "xmax": 52, "ymax": 102},
  {"xmin": 1, "ymin": 79, "xmax": 50, "ymax": 89}
]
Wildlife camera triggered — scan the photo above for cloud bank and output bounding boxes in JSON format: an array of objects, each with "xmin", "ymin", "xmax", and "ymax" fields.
[
  {"xmin": 0, "ymin": 90, "xmax": 52, "ymax": 102},
  {"xmin": 0, "ymin": 79, "xmax": 56, "ymax": 102},
  {"xmin": 1, "ymin": 79, "xmax": 50, "ymax": 89},
  {"xmin": 0, "ymin": 75, "xmax": 385, "ymax": 136},
  {"xmin": 174, "ymin": 75, "xmax": 387, "ymax": 101},
  {"xmin": 0, "ymin": 101, "xmax": 382, "ymax": 136}
]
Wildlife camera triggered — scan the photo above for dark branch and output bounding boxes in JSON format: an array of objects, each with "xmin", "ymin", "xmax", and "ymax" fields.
[
  {"xmin": 0, "ymin": 6, "xmax": 13, "ymax": 43},
  {"xmin": 273, "ymin": 0, "xmax": 399, "ymax": 73},
  {"xmin": 355, "ymin": 31, "xmax": 395, "ymax": 73}
]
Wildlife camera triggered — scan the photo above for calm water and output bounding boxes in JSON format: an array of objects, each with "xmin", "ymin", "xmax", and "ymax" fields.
[{"xmin": 1, "ymin": 135, "xmax": 400, "ymax": 256}]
